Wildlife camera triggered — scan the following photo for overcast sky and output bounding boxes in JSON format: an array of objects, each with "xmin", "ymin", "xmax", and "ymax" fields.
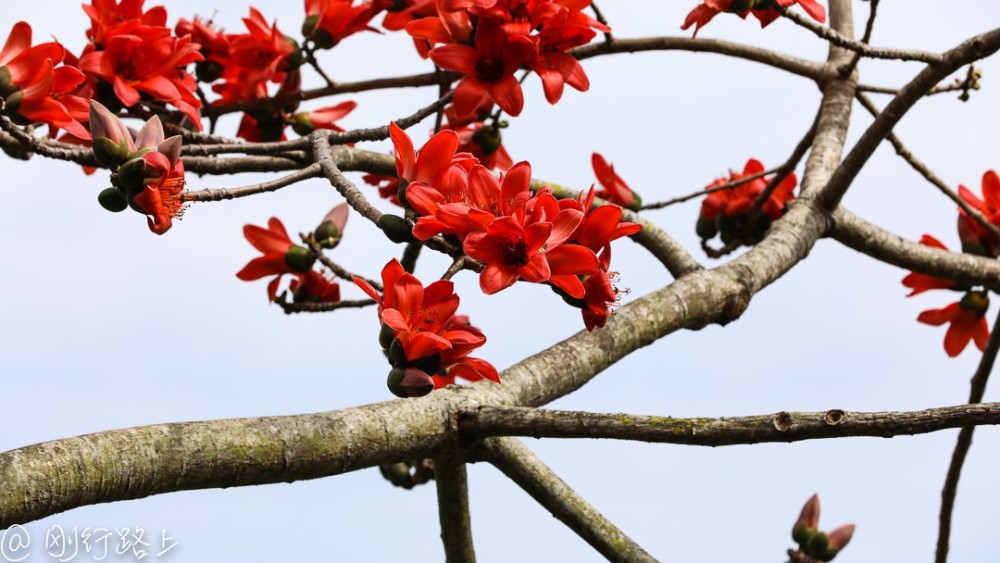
[{"xmin": 2, "ymin": 1, "xmax": 1000, "ymax": 561}]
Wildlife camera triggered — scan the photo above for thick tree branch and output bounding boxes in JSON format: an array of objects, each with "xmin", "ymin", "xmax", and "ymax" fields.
[
  {"xmin": 465, "ymin": 403, "xmax": 1000, "ymax": 446},
  {"xmin": 934, "ymin": 309, "xmax": 1000, "ymax": 563},
  {"xmin": 830, "ymin": 208, "xmax": 1000, "ymax": 293},
  {"xmin": 435, "ymin": 458, "xmax": 477, "ymax": 563},
  {"xmin": 480, "ymin": 438, "xmax": 656, "ymax": 562},
  {"xmin": 854, "ymin": 92, "xmax": 1000, "ymax": 242}
]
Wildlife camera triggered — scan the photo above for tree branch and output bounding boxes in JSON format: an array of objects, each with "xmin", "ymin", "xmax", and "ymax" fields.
[
  {"xmin": 435, "ymin": 457, "xmax": 477, "ymax": 563},
  {"xmin": 776, "ymin": 5, "xmax": 942, "ymax": 65},
  {"xmin": 830, "ymin": 208, "xmax": 1000, "ymax": 293},
  {"xmin": 854, "ymin": 92, "xmax": 1000, "ymax": 242},
  {"xmin": 465, "ymin": 403, "xmax": 1000, "ymax": 446},
  {"xmin": 480, "ymin": 438, "xmax": 656, "ymax": 562},
  {"xmin": 182, "ymin": 163, "xmax": 322, "ymax": 202},
  {"xmin": 934, "ymin": 309, "xmax": 1000, "ymax": 563},
  {"xmin": 571, "ymin": 37, "xmax": 823, "ymax": 80}
]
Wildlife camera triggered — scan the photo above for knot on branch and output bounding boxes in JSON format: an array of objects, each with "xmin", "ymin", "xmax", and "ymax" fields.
[{"xmin": 824, "ymin": 409, "xmax": 845, "ymax": 425}]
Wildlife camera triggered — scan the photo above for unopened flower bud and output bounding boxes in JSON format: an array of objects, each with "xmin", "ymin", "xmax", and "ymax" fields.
[
  {"xmin": 795, "ymin": 494, "xmax": 821, "ymax": 531},
  {"xmin": 290, "ymin": 113, "xmax": 314, "ymax": 136},
  {"xmin": 283, "ymin": 245, "xmax": 316, "ymax": 273},
  {"xmin": 826, "ymin": 524, "xmax": 855, "ymax": 554},
  {"xmin": 805, "ymin": 531, "xmax": 829, "ymax": 559},
  {"xmin": 388, "ymin": 338, "xmax": 408, "ymax": 367},
  {"xmin": 626, "ymin": 192, "xmax": 643, "ymax": 212},
  {"xmin": 315, "ymin": 203, "xmax": 349, "ymax": 248},
  {"xmin": 301, "ymin": 15, "xmax": 319, "ymax": 41},
  {"xmin": 695, "ymin": 216, "xmax": 717, "ymax": 240},
  {"xmin": 97, "ymin": 187, "xmax": 128, "ymax": 213},
  {"xmin": 379, "ymin": 323, "xmax": 396, "ymax": 350},
  {"xmin": 387, "ymin": 368, "xmax": 434, "ymax": 398},
  {"xmin": 377, "ymin": 214, "xmax": 415, "ymax": 244},
  {"xmin": 116, "ymin": 157, "xmax": 147, "ymax": 192}
]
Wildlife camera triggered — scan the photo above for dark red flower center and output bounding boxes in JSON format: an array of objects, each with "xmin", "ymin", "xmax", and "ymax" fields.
[
  {"xmin": 475, "ymin": 57, "xmax": 505, "ymax": 84},
  {"xmin": 499, "ymin": 234, "xmax": 528, "ymax": 267}
]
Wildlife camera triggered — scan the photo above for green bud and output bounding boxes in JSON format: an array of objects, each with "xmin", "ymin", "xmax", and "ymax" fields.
[
  {"xmin": 195, "ymin": 60, "xmax": 224, "ymax": 83},
  {"xmin": 377, "ymin": 214, "xmax": 415, "ymax": 244},
  {"xmin": 97, "ymin": 187, "xmax": 128, "ymax": 213},
  {"xmin": 792, "ymin": 523, "xmax": 815, "ymax": 548},
  {"xmin": 960, "ymin": 290, "xmax": 990, "ymax": 314},
  {"xmin": 290, "ymin": 113, "xmax": 314, "ymax": 137},
  {"xmin": 379, "ymin": 462, "xmax": 412, "ymax": 487},
  {"xmin": 301, "ymin": 15, "xmax": 319, "ymax": 40},
  {"xmin": 93, "ymin": 136, "xmax": 131, "ymax": 168},
  {"xmin": 396, "ymin": 178, "xmax": 409, "ymax": 207},
  {"xmin": 627, "ymin": 192, "xmax": 643, "ymax": 212},
  {"xmin": 314, "ymin": 221, "xmax": 341, "ymax": 249},
  {"xmin": 388, "ymin": 338, "xmax": 408, "ymax": 367},
  {"xmin": 805, "ymin": 531, "xmax": 829, "ymax": 559},
  {"xmin": 3, "ymin": 89, "xmax": 23, "ymax": 114},
  {"xmin": 0, "ymin": 66, "xmax": 11, "ymax": 91},
  {"xmin": 387, "ymin": 368, "xmax": 409, "ymax": 398},
  {"xmin": 695, "ymin": 216, "xmax": 717, "ymax": 240},
  {"xmin": 310, "ymin": 28, "xmax": 336, "ymax": 50},
  {"xmin": 379, "ymin": 323, "xmax": 396, "ymax": 350},
  {"xmin": 116, "ymin": 157, "xmax": 148, "ymax": 193},
  {"xmin": 283, "ymin": 245, "xmax": 316, "ymax": 273},
  {"xmin": 283, "ymin": 38, "xmax": 304, "ymax": 71}
]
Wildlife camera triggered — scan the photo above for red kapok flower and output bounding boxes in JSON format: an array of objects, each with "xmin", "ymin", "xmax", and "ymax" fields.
[
  {"xmin": 429, "ymin": 18, "xmax": 534, "ymax": 117},
  {"xmin": 917, "ymin": 291, "xmax": 990, "ymax": 357},
  {"xmin": 957, "ymin": 170, "xmax": 1000, "ymax": 257},
  {"xmin": 289, "ymin": 270, "xmax": 342, "ymax": 303},
  {"xmin": 682, "ymin": 0, "xmax": 826, "ymax": 38},
  {"xmin": 291, "ymin": 100, "xmax": 357, "ymax": 135},
  {"xmin": 901, "ymin": 235, "xmax": 960, "ymax": 296},
  {"xmin": 353, "ymin": 259, "xmax": 500, "ymax": 396},
  {"xmin": 303, "ymin": 0, "xmax": 385, "ymax": 49},
  {"xmin": 0, "ymin": 22, "xmax": 89, "ymax": 138},
  {"xmin": 592, "ymin": 152, "xmax": 638, "ymax": 209},
  {"xmin": 237, "ymin": 217, "xmax": 316, "ymax": 300}
]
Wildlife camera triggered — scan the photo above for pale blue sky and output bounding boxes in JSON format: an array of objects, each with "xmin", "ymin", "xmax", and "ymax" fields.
[{"xmin": 2, "ymin": 2, "xmax": 999, "ymax": 561}]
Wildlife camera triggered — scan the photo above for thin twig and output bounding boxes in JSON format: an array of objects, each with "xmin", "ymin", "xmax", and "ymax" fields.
[
  {"xmin": 465, "ymin": 403, "xmax": 1000, "ymax": 446},
  {"xmin": 934, "ymin": 309, "xmax": 1000, "ymax": 563},
  {"xmin": 400, "ymin": 241, "xmax": 422, "ymax": 274},
  {"xmin": 328, "ymin": 90, "xmax": 456, "ymax": 145},
  {"xmin": 480, "ymin": 438, "xmax": 656, "ymax": 562},
  {"xmin": 182, "ymin": 163, "xmax": 322, "ymax": 202},
  {"xmin": 434, "ymin": 457, "xmax": 477, "ymax": 563},
  {"xmin": 839, "ymin": 0, "xmax": 880, "ymax": 77},
  {"xmin": 854, "ymin": 92, "xmax": 1000, "ymax": 243},
  {"xmin": 588, "ymin": 1, "xmax": 612, "ymax": 43},
  {"xmin": 441, "ymin": 257, "xmax": 467, "ymax": 281},
  {"xmin": 639, "ymin": 167, "xmax": 776, "ymax": 211},
  {"xmin": 304, "ymin": 238, "xmax": 383, "ymax": 291},
  {"xmin": 278, "ymin": 298, "xmax": 375, "ymax": 314},
  {"xmin": 776, "ymin": 5, "xmax": 943, "ymax": 65}
]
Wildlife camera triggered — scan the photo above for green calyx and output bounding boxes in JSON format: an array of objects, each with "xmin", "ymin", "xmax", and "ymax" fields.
[
  {"xmin": 93, "ymin": 137, "xmax": 132, "ymax": 168},
  {"xmin": 960, "ymin": 290, "xmax": 990, "ymax": 314},
  {"xmin": 283, "ymin": 245, "xmax": 316, "ymax": 273},
  {"xmin": 377, "ymin": 214, "xmax": 415, "ymax": 244},
  {"xmin": 97, "ymin": 187, "xmax": 128, "ymax": 213}
]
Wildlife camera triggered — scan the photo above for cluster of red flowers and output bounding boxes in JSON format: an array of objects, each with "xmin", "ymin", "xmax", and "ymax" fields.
[
  {"xmin": 354, "ymin": 259, "xmax": 500, "ymax": 396},
  {"xmin": 396, "ymin": 0, "xmax": 609, "ymax": 120},
  {"xmin": 89, "ymin": 100, "xmax": 186, "ymax": 234},
  {"xmin": 237, "ymin": 204, "xmax": 349, "ymax": 303},
  {"xmin": 682, "ymin": 0, "xmax": 827, "ymax": 38},
  {"xmin": 902, "ymin": 171, "xmax": 1000, "ymax": 357},
  {"xmin": 177, "ymin": 3, "xmax": 373, "ymax": 141},
  {"xmin": 696, "ymin": 158, "xmax": 797, "ymax": 247},
  {"xmin": 0, "ymin": 22, "xmax": 89, "ymax": 138},
  {"xmin": 389, "ymin": 122, "xmax": 641, "ymax": 331}
]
